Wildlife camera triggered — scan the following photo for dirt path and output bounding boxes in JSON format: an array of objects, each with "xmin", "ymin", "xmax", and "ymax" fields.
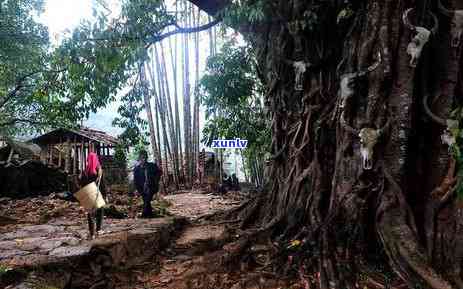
[
  {"xmin": 114, "ymin": 191, "xmax": 294, "ymax": 289},
  {"xmin": 1, "ymin": 189, "xmax": 288, "ymax": 289},
  {"xmin": 1, "ymin": 190, "xmax": 405, "ymax": 289}
]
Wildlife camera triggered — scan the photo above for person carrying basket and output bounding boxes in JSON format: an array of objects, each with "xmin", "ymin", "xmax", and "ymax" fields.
[{"xmin": 78, "ymin": 152, "xmax": 106, "ymax": 240}]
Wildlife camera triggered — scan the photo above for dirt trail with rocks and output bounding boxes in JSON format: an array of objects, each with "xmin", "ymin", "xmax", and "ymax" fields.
[{"xmin": 1, "ymin": 190, "xmax": 295, "ymax": 289}]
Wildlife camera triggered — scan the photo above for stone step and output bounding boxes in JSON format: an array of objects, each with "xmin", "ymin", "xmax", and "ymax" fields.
[
  {"xmin": 172, "ymin": 224, "xmax": 230, "ymax": 256},
  {"xmin": 0, "ymin": 217, "xmax": 186, "ymax": 289}
]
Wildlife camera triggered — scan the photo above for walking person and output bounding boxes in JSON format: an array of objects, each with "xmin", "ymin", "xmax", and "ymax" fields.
[
  {"xmin": 133, "ymin": 150, "xmax": 162, "ymax": 218},
  {"xmin": 79, "ymin": 152, "xmax": 105, "ymax": 240}
]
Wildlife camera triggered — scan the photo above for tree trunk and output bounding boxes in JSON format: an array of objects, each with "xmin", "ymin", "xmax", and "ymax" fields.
[
  {"xmin": 140, "ymin": 64, "xmax": 160, "ymax": 164},
  {"xmin": 159, "ymin": 42, "xmax": 180, "ymax": 188},
  {"xmin": 169, "ymin": 31, "xmax": 185, "ymax": 187},
  {"xmin": 182, "ymin": 1, "xmax": 193, "ymax": 187},
  {"xmin": 192, "ymin": 5, "xmax": 201, "ymax": 183},
  {"xmin": 190, "ymin": 0, "xmax": 463, "ymax": 288}
]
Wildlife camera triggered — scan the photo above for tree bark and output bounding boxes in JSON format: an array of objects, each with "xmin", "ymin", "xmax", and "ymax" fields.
[
  {"xmin": 190, "ymin": 0, "xmax": 463, "ymax": 288},
  {"xmin": 140, "ymin": 63, "xmax": 160, "ymax": 164}
]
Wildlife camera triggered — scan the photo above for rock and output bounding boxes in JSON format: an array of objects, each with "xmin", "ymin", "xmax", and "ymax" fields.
[
  {"xmin": 0, "ymin": 241, "xmax": 17, "ymax": 251},
  {"xmin": 173, "ymin": 254, "xmax": 192, "ymax": 261},
  {"xmin": 0, "ymin": 215, "xmax": 17, "ymax": 226},
  {"xmin": 104, "ymin": 205, "xmax": 127, "ymax": 219},
  {"xmin": 0, "ymin": 197, "xmax": 11, "ymax": 205},
  {"xmin": 0, "ymin": 249, "xmax": 30, "ymax": 260},
  {"xmin": 0, "ymin": 217, "xmax": 185, "ymax": 289},
  {"xmin": 49, "ymin": 245, "xmax": 91, "ymax": 258}
]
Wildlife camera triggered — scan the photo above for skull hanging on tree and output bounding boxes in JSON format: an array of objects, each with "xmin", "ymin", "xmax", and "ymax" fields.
[
  {"xmin": 402, "ymin": 8, "xmax": 439, "ymax": 67},
  {"xmin": 338, "ymin": 51, "xmax": 382, "ymax": 108},
  {"xmin": 340, "ymin": 111, "xmax": 391, "ymax": 170}
]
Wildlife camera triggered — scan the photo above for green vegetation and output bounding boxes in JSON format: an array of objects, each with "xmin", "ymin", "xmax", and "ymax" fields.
[
  {"xmin": 446, "ymin": 108, "xmax": 463, "ymax": 199},
  {"xmin": 0, "ymin": 0, "xmax": 61, "ymax": 135},
  {"xmin": 114, "ymin": 143, "xmax": 128, "ymax": 167},
  {"xmin": 0, "ymin": 263, "xmax": 11, "ymax": 276},
  {"xmin": 199, "ymin": 40, "xmax": 270, "ymax": 185},
  {"xmin": 0, "ymin": 0, "xmax": 181, "ymax": 137}
]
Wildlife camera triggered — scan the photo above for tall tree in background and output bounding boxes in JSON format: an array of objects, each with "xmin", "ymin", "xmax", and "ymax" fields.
[
  {"xmin": 181, "ymin": 1, "xmax": 193, "ymax": 186},
  {"xmin": 191, "ymin": 0, "xmax": 463, "ymax": 287},
  {"xmin": 140, "ymin": 62, "xmax": 160, "ymax": 163},
  {"xmin": 158, "ymin": 43, "xmax": 180, "ymax": 186},
  {"xmin": 169, "ymin": 30, "xmax": 185, "ymax": 185},
  {"xmin": 192, "ymin": 6, "xmax": 201, "ymax": 180}
]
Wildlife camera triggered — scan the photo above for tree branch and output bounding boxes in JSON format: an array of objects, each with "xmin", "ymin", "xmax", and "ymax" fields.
[
  {"xmin": 145, "ymin": 18, "xmax": 221, "ymax": 47},
  {"xmin": 0, "ymin": 69, "xmax": 66, "ymax": 110},
  {"xmin": 0, "ymin": 117, "xmax": 53, "ymax": 128},
  {"xmin": 0, "ymin": 70, "xmax": 41, "ymax": 109},
  {"xmin": 188, "ymin": 0, "xmax": 229, "ymax": 16}
]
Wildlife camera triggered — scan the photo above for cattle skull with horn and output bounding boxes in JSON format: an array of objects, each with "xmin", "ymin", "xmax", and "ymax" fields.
[
  {"xmin": 423, "ymin": 92, "xmax": 458, "ymax": 147},
  {"xmin": 402, "ymin": 8, "xmax": 439, "ymax": 67},
  {"xmin": 438, "ymin": 0, "xmax": 463, "ymax": 48},
  {"xmin": 340, "ymin": 111, "xmax": 391, "ymax": 170},
  {"xmin": 339, "ymin": 51, "xmax": 382, "ymax": 108}
]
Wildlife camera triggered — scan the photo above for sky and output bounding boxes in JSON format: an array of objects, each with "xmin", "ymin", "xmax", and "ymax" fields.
[
  {"xmin": 39, "ymin": 0, "xmax": 124, "ymax": 136},
  {"xmin": 38, "ymin": 0, "xmax": 247, "ymax": 180}
]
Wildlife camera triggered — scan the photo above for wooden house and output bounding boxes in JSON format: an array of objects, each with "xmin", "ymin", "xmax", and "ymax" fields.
[{"xmin": 30, "ymin": 127, "xmax": 127, "ymax": 185}]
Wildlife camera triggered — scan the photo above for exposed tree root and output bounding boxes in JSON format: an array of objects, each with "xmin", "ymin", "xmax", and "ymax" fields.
[{"xmin": 377, "ymin": 170, "xmax": 453, "ymax": 289}]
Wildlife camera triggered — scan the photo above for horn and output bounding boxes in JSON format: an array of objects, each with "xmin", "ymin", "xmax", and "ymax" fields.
[
  {"xmin": 402, "ymin": 8, "xmax": 417, "ymax": 31},
  {"xmin": 340, "ymin": 111, "xmax": 359, "ymax": 135},
  {"xmin": 429, "ymin": 11, "xmax": 439, "ymax": 35},
  {"xmin": 355, "ymin": 51, "xmax": 382, "ymax": 78},
  {"xmin": 378, "ymin": 116, "xmax": 392, "ymax": 137},
  {"xmin": 366, "ymin": 51, "xmax": 382, "ymax": 73},
  {"xmin": 423, "ymin": 93, "xmax": 447, "ymax": 126},
  {"xmin": 437, "ymin": 0, "xmax": 454, "ymax": 17}
]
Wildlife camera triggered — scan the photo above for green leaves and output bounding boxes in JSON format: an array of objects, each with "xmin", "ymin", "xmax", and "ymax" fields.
[
  {"xmin": 445, "ymin": 107, "xmax": 463, "ymax": 200},
  {"xmin": 199, "ymin": 40, "xmax": 270, "ymax": 177},
  {"xmin": 337, "ymin": 7, "xmax": 354, "ymax": 24},
  {"xmin": 220, "ymin": 0, "xmax": 268, "ymax": 27}
]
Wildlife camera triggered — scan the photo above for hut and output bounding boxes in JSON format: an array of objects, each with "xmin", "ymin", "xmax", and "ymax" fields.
[{"xmin": 30, "ymin": 127, "xmax": 127, "ymax": 185}]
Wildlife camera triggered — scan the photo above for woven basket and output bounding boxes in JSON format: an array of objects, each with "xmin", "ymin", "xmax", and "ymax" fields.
[{"xmin": 74, "ymin": 182, "xmax": 106, "ymax": 210}]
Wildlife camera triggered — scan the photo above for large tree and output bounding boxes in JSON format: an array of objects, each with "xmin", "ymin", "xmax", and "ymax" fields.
[
  {"xmin": 190, "ymin": 0, "xmax": 463, "ymax": 288},
  {"xmin": 0, "ymin": 0, "xmax": 62, "ymax": 134}
]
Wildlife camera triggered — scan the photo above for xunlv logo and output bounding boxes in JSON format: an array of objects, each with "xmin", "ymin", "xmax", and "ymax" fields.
[{"xmin": 211, "ymin": 138, "xmax": 248, "ymax": 149}]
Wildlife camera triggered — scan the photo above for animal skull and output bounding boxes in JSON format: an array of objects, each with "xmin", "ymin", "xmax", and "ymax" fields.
[
  {"xmin": 358, "ymin": 128, "xmax": 380, "ymax": 170},
  {"xmin": 293, "ymin": 61, "xmax": 309, "ymax": 91},
  {"xmin": 338, "ymin": 51, "xmax": 382, "ymax": 108},
  {"xmin": 406, "ymin": 27, "xmax": 431, "ymax": 67},
  {"xmin": 438, "ymin": 0, "xmax": 463, "ymax": 48},
  {"xmin": 441, "ymin": 129, "xmax": 456, "ymax": 147},
  {"xmin": 402, "ymin": 8, "xmax": 438, "ymax": 67}
]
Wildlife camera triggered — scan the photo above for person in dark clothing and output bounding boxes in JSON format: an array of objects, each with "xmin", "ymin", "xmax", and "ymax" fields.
[
  {"xmin": 133, "ymin": 150, "xmax": 162, "ymax": 218},
  {"xmin": 231, "ymin": 173, "xmax": 240, "ymax": 190},
  {"xmin": 79, "ymin": 152, "xmax": 105, "ymax": 240}
]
